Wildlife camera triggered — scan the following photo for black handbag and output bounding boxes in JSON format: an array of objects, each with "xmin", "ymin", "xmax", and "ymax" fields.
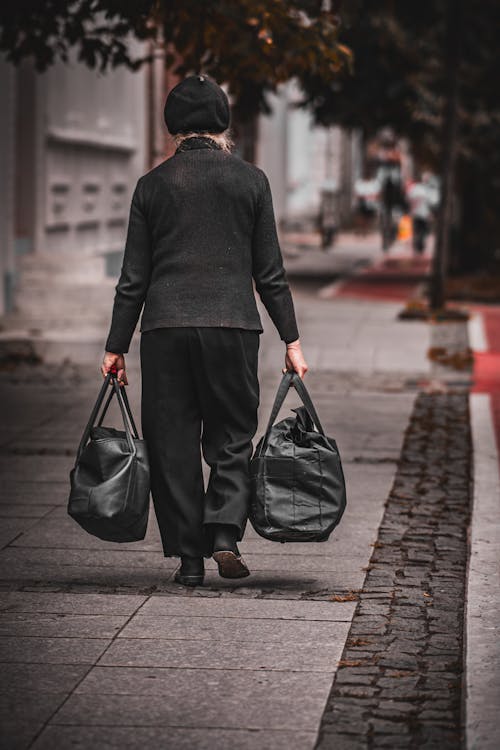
[
  {"xmin": 68, "ymin": 371, "xmax": 150, "ymax": 542},
  {"xmin": 249, "ymin": 371, "xmax": 346, "ymax": 542}
]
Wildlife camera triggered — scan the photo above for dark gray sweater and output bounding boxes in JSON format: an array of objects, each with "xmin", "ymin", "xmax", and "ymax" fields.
[{"xmin": 104, "ymin": 136, "xmax": 299, "ymax": 354}]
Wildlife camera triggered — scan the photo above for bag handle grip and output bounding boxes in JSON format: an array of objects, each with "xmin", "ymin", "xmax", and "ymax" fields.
[
  {"xmin": 258, "ymin": 371, "xmax": 325, "ymax": 456},
  {"xmin": 74, "ymin": 372, "xmax": 138, "ymax": 465},
  {"xmin": 97, "ymin": 379, "xmax": 139, "ymax": 438}
]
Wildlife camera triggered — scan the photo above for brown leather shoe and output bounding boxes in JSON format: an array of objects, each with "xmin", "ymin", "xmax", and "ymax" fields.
[{"xmin": 213, "ymin": 550, "xmax": 250, "ymax": 579}]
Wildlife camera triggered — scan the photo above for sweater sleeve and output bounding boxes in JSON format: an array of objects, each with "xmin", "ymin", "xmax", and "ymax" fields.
[
  {"xmin": 251, "ymin": 172, "xmax": 299, "ymax": 344},
  {"xmin": 104, "ymin": 178, "xmax": 152, "ymax": 354}
]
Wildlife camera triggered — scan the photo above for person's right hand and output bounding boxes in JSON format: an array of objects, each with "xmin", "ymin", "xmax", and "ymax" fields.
[{"xmin": 284, "ymin": 339, "xmax": 309, "ymax": 379}]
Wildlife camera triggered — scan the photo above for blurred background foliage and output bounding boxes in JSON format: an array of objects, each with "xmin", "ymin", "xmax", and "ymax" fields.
[
  {"xmin": 1, "ymin": 0, "xmax": 499, "ymax": 280},
  {"xmin": 0, "ymin": 0, "xmax": 350, "ymax": 119}
]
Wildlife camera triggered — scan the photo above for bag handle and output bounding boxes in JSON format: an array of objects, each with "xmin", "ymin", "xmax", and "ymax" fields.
[
  {"xmin": 74, "ymin": 371, "xmax": 137, "ymax": 465},
  {"xmin": 97, "ymin": 380, "xmax": 139, "ymax": 439},
  {"xmin": 257, "ymin": 371, "xmax": 325, "ymax": 456},
  {"xmin": 290, "ymin": 372, "xmax": 326, "ymax": 436}
]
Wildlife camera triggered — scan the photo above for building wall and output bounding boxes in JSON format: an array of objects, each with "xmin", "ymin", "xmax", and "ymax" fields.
[
  {"xmin": 256, "ymin": 81, "xmax": 361, "ymax": 229},
  {"xmin": 0, "ymin": 43, "xmax": 149, "ymax": 327},
  {"xmin": 0, "ymin": 59, "xmax": 16, "ymax": 315},
  {"xmin": 40, "ymin": 45, "xmax": 147, "ymax": 268}
]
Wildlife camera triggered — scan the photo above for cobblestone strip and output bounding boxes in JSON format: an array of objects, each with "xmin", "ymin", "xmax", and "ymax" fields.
[{"xmin": 316, "ymin": 392, "xmax": 472, "ymax": 750}]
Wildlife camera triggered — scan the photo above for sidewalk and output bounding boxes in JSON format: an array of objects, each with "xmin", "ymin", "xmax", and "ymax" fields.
[{"xmin": 0, "ymin": 233, "xmax": 497, "ymax": 749}]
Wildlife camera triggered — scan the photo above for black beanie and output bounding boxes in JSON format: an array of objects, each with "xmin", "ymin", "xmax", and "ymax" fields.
[{"xmin": 164, "ymin": 75, "xmax": 230, "ymax": 135}]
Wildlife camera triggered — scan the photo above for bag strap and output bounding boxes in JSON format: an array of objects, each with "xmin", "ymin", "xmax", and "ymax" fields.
[
  {"xmin": 257, "ymin": 370, "xmax": 325, "ymax": 456},
  {"xmin": 75, "ymin": 372, "xmax": 113, "ymax": 464},
  {"xmin": 109, "ymin": 376, "xmax": 137, "ymax": 457},
  {"xmin": 97, "ymin": 380, "xmax": 139, "ymax": 439},
  {"xmin": 74, "ymin": 372, "xmax": 137, "ymax": 465},
  {"xmin": 290, "ymin": 372, "xmax": 326, "ymax": 436}
]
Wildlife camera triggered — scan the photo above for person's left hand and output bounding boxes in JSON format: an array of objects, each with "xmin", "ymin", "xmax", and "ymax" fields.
[{"xmin": 101, "ymin": 352, "xmax": 128, "ymax": 386}]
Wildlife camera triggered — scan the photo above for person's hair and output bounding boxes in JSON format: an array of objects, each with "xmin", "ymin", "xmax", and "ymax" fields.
[{"xmin": 173, "ymin": 130, "xmax": 234, "ymax": 152}]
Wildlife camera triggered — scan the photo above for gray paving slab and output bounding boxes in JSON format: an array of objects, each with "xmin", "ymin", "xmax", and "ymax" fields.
[
  {"xmin": 1, "ymin": 722, "xmax": 42, "ymax": 750},
  {"xmin": 207, "ymin": 553, "xmax": 368, "ymax": 573},
  {"xmin": 0, "ymin": 504, "xmax": 56, "ymax": 518},
  {"xmin": 0, "ymin": 563, "xmax": 176, "ymax": 588},
  {"xmin": 99, "ymin": 632, "xmax": 348, "ymax": 672},
  {"xmin": 0, "ymin": 455, "xmax": 74, "ymax": 483},
  {"xmin": 0, "ymin": 518, "xmax": 41, "ymax": 549},
  {"xmin": 0, "ymin": 690, "xmax": 67, "ymax": 725},
  {"xmin": 141, "ymin": 595, "xmax": 355, "ymax": 621},
  {"xmin": 32, "ymin": 726, "xmax": 317, "ymax": 750},
  {"xmin": 0, "ymin": 547, "xmax": 177, "ymax": 571},
  {"xmin": 10, "ymin": 509, "xmax": 163, "ymax": 550},
  {"xmin": 0, "ymin": 481, "xmax": 68, "ymax": 505},
  {"xmin": 0, "ymin": 662, "xmax": 89, "ymax": 693},
  {"xmin": 0, "ymin": 613, "xmax": 129, "ymax": 639},
  {"xmin": 0, "ymin": 636, "xmax": 110, "ymax": 664},
  {"xmin": 238, "ymin": 532, "xmax": 378, "ymax": 556},
  {"xmin": 60, "ymin": 666, "xmax": 333, "ymax": 730},
  {"xmin": 118, "ymin": 613, "xmax": 348, "ymax": 642},
  {"xmin": 0, "ymin": 591, "xmax": 147, "ymax": 615},
  {"xmin": 197, "ymin": 569, "xmax": 364, "ymax": 594}
]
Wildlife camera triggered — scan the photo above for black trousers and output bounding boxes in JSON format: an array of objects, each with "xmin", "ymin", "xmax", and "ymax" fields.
[{"xmin": 140, "ymin": 327, "xmax": 260, "ymax": 558}]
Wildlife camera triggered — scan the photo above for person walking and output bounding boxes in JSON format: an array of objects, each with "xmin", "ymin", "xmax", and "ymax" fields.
[{"xmin": 101, "ymin": 75, "xmax": 308, "ymax": 587}]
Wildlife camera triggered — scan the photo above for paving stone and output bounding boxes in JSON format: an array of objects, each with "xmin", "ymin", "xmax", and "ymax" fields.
[
  {"xmin": 62, "ymin": 666, "xmax": 333, "ymax": 731},
  {"xmin": 0, "ymin": 504, "xmax": 56, "ymax": 518},
  {"xmin": 100, "ymin": 635, "xmax": 346, "ymax": 672},
  {"xmin": 377, "ymin": 654, "xmax": 419, "ymax": 670},
  {"xmin": 0, "ymin": 547, "xmax": 178, "ymax": 571},
  {"xmin": 369, "ymin": 718, "xmax": 410, "ymax": 734},
  {"xmin": 141, "ymin": 594, "xmax": 355, "ymax": 621},
  {"xmin": 32, "ymin": 726, "xmax": 318, "ymax": 750},
  {"xmin": 335, "ymin": 672, "xmax": 376, "ymax": 686},
  {"xmin": 0, "ymin": 563, "xmax": 177, "ymax": 589},
  {"xmin": 119, "ymin": 613, "xmax": 343, "ymax": 644},
  {"xmin": 0, "ymin": 518, "xmax": 41, "ymax": 549},
  {"xmin": 316, "ymin": 731, "xmax": 369, "ymax": 749},
  {"xmin": 0, "ymin": 663, "xmax": 88, "ymax": 693},
  {"xmin": 0, "ymin": 455, "xmax": 73, "ymax": 483},
  {"xmin": 0, "ymin": 636, "xmax": 110, "ymax": 664},
  {"xmin": 0, "ymin": 690, "xmax": 67, "ymax": 725},
  {"xmin": 372, "ymin": 736, "xmax": 412, "ymax": 747},
  {"xmin": 0, "ymin": 592, "xmax": 147, "ymax": 615},
  {"xmin": 0, "ymin": 613, "xmax": 129, "ymax": 639},
  {"xmin": 0, "ymin": 722, "xmax": 41, "ymax": 750}
]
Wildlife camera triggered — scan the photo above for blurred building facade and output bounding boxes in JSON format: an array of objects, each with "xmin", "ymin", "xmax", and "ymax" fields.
[
  {"xmin": 257, "ymin": 82, "xmax": 361, "ymax": 230},
  {"xmin": 0, "ymin": 45, "xmax": 147, "ymax": 339}
]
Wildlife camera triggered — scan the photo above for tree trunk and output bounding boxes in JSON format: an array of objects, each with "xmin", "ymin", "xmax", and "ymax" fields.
[{"xmin": 429, "ymin": 0, "xmax": 463, "ymax": 309}]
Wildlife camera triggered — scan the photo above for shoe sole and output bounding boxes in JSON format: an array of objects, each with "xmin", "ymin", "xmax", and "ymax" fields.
[
  {"xmin": 213, "ymin": 551, "xmax": 250, "ymax": 579},
  {"xmin": 174, "ymin": 573, "xmax": 204, "ymax": 587}
]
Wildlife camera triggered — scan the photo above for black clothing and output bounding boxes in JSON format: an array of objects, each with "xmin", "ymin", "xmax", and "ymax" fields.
[
  {"xmin": 140, "ymin": 326, "xmax": 260, "ymax": 558},
  {"xmin": 104, "ymin": 137, "xmax": 299, "ymax": 353},
  {"xmin": 412, "ymin": 217, "xmax": 430, "ymax": 254},
  {"xmin": 164, "ymin": 75, "xmax": 230, "ymax": 134}
]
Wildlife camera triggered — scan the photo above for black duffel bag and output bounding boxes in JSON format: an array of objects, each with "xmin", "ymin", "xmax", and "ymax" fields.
[
  {"xmin": 68, "ymin": 371, "xmax": 150, "ymax": 542},
  {"xmin": 250, "ymin": 371, "xmax": 346, "ymax": 542}
]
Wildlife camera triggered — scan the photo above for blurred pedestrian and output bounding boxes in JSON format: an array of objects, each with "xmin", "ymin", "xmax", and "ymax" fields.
[
  {"xmin": 101, "ymin": 75, "xmax": 308, "ymax": 587},
  {"xmin": 354, "ymin": 176, "xmax": 379, "ymax": 233},
  {"xmin": 407, "ymin": 172, "xmax": 439, "ymax": 254},
  {"xmin": 375, "ymin": 128, "xmax": 407, "ymax": 250}
]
